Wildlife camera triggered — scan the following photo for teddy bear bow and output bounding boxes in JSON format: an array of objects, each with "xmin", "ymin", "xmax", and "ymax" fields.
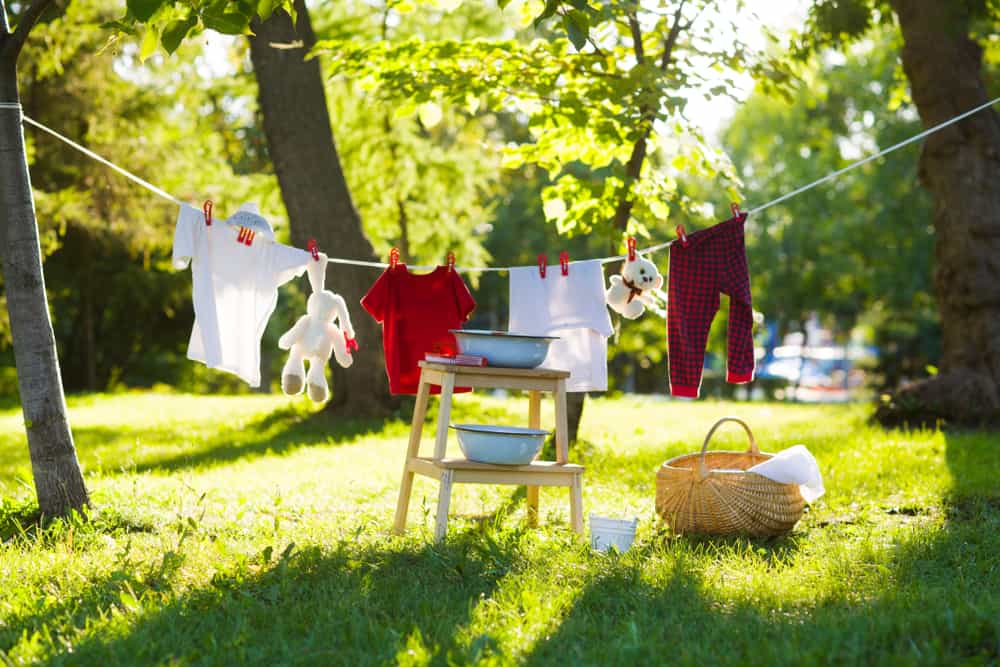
[{"xmin": 622, "ymin": 277, "xmax": 645, "ymax": 304}]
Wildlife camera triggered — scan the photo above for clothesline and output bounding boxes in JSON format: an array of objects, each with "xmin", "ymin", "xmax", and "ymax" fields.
[{"xmin": 7, "ymin": 94, "xmax": 1000, "ymax": 271}]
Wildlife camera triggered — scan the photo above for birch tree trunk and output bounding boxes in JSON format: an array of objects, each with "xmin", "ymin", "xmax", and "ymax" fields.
[
  {"xmin": 247, "ymin": 0, "xmax": 394, "ymax": 415},
  {"xmin": 876, "ymin": 0, "xmax": 1000, "ymax": 426},
  {"xmin": 0, "ymin": 0, "xmax": 89, "ymax": 516}
]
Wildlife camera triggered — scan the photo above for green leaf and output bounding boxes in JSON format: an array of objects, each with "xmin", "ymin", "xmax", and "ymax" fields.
[
  {"xmin": 533, "ymin": 0, "xmax": 560, "ymax": 27},
  {"xmin": 497, "ymin": 0, "xmax": 512, "ymax": 8},
  {"xmin": 417, "ymin": 102, "xmax": 443, "ymax": 129},
  {"xmin": 127, "ymin": 0, "xmax": 166, "ymax": 22},
  {"xmin": 563, "ymin": 10, "xmax": 589, "ymax": 51},
  {"xmin": 257, "ymin": 0, "xmax": 276, "ymax": 21},
  {"xmin": 139, "ymin": 27, "xmax": 159, "ymax": 62},
  {"xmin": 203, "ymin": 8, "xmax": 251, "ymax": 34},
  {"xmin": 160, "ymin": 15, "xmax": 197, "ymax": 54}
]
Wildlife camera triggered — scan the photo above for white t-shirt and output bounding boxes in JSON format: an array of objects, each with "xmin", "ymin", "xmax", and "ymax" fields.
[
  {"xmin": 509, "ymin": 259, "xmax": 614, "ymax": 392},
  {"xmin": 172, "ymin": 204, "xmax": 310, "ymax": 387}
]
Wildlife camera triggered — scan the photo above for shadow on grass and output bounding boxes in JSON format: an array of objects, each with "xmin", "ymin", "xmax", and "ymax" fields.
[
  {"xmin": 20, "ymin": 531, "xmax": 524, "ymax": 666},
  {"xmin": 521, "ymin": 429, "xmax": 1000, "ymax": 666},
  {"xmin": 73, "ymin": 407, "xmax": 395, "ymax": 476}
]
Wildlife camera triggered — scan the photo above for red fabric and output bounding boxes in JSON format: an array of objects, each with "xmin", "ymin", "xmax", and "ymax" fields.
[
  {"xmin": 668, "ymin": 213, "xmax": 754, "ymax": 398},
  {"xmin": 361, "ymin": 265, "xmax": 476, "ymax": 395}
]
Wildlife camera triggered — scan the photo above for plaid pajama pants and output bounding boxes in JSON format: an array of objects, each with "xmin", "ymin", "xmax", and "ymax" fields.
[{"xmin": 668, "ymin": 212, "xmax": 754, "ymax": 398}]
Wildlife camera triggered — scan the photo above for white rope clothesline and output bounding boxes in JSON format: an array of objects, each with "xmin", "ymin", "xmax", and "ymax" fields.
[{"xmin": 4, "ymin": 94, "xmax": 1000, "ymax": 272}]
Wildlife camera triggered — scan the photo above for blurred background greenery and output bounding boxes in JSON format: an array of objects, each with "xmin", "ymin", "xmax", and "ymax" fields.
[{"xmin": 2, "ymin": 0, "xmax": 987, "ymax": 402}]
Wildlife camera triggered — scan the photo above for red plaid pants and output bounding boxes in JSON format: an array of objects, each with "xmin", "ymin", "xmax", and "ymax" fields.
[{"xmin": 668, "ymin": 213, "xmax": 754, "ymax": 398}]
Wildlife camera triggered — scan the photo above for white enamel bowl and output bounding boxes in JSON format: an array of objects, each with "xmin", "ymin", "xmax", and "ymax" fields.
[
  {"xmin": 451, "ymin": 424, "xmax": 549, "ymax": 465},
  {"xmin": 450, "ymin": 329, "xmax": 557, "ymax": 368}
]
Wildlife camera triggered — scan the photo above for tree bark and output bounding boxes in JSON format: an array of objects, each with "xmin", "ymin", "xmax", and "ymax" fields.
[
  {"xmin": 248, "ymin": 0, "xmax": 394, "ymax": 415},
  {"xmin": 875, "ymin": 0, "xmax": 1000, "ymax": 426},
  {"xmin": 0, "ymin": 0, "xmax": 89, "ymax": 516}
]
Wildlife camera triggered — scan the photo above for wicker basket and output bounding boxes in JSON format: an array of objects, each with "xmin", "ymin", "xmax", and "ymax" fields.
[{"xmin": 655, "ymin": 417, "xmax": 805, "ymax": 536}]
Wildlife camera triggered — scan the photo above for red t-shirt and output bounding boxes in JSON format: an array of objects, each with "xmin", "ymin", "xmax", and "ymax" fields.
[{"xmin": 361, "ymin": 264, "xmax": 476, "ymax": 395}]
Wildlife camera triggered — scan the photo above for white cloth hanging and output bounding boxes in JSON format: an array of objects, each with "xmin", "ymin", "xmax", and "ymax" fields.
[
  {"xmin": 172, "ymin": 203, "xmax": 310, "ymax": 387},
  {"xmin": 508, "ymin": 260, "xmax": 614, "ymax": 392},
  {"xmin": 748, "ymin": 444, "xmax": 825, "ymax": 502}
]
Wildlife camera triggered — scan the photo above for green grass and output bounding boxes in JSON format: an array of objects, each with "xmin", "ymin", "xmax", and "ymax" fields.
[{"xmin": 1, "ymin": 391, "xmax": 998, "ymax": 665}]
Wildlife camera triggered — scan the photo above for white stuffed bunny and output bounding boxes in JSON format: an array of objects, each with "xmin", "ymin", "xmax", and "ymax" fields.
[
  {"xmin": 278, "ymin": 253, "xmax": 356, "ymax": 402},
  {"xmin": 606, "ymin": 248, "xmax": 664, "ymax": 320}
]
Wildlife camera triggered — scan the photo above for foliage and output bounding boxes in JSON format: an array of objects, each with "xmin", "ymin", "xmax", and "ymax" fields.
[
  {"xmin": 2, "ymin": 0, "xmax": 289, "ymax": 392},
  {"xmin": 793, "ymin": 0, "xmax": 1000, "ymax": 58},
  {"xmin": 314, "ymin": 0, "xmax": 792, "ymax": 245},
  {"xmin": 722, "ymin": 33, "xmax": 938, "ymax": 386},
  {"xmin": 310, "ymin": 0, "xmax": 505, "ymax": 270},
  {"xmin": 102, "ymin": 0, "xmax": 295, "ymax": 58},
  {"xmin": 1, "ymin": 392, "xmax": 999, "ymax": 663}
]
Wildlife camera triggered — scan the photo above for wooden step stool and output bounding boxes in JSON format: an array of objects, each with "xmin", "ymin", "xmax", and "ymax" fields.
[{"xmin": 393, "ymin": 361, "xmax": 585, "ymax": 542}]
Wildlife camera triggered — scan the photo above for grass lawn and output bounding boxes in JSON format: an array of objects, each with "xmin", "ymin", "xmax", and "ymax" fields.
[{"xmin": 1, "ymin": 391, "xmax": 998, "ymax": 665}]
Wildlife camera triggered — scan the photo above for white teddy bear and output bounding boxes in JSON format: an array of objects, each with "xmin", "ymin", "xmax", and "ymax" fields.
[
  {"xmin": 606, "ymin": 245, "xmax": 665, "ymax": 320},
  {"xmin": 278, "ymin": 253, "xmax": 356, "ymax": 402}
]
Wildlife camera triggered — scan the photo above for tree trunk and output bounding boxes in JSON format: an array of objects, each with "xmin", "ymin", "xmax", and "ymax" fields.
[
  {"xmin": 876, "ymin": 1, "xmax": 1000, "ymax": 426},
  {"xmin": 0, "ymin": 31, "xmax": 88, "ymax": 515},
  {"xmin": 248, "ymin": 0, "xmax": 394, "ymax": 415}
]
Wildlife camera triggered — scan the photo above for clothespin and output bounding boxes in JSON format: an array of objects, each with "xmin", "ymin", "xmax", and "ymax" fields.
[
  {"xmin": 731, "ymin": 202, "xmax": 742, "ymax": 219},
  {"xmin": 559, "ymin": 251, "xmax": 570, "ymax": 276},
  {"xmin": 676, "ymin": 224, "xmax": 688, "ymax": 247},
  {"xmin": 446, "ymin": 251, "xmax": 456, "ymax": 273},
  {"xmin": 627, "ymin": 237, "xmax": 637, "ymax": 262},
  {"xmin": 236, "ymin": 227, "xmax": 255, "ymax": 246},
  {"xmin": 203, "ymin": 200, "xmax": 213, "ymax": 226},
  {"xmin": 344, "ymin": 332, "xmax": 359, "ymax": 353},
  {"xmin": 537, "ymin": 253, "xmax": 547, "ymax": 278},
  {"xmin": 307, "ymin": 238, "xmax": 320, "ymax": 261},
  {"xmin": 389, "ymin": 247, "xmax": 400, "ymax": 269}
]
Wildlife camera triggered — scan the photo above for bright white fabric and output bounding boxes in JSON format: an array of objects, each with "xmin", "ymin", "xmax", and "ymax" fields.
[
  {"xmin": 508, "ymin": 260, "xmax": 614, "ymax": 392},
  {"xmin": 172, "ymin": 204, "xmax": 310, "ymax": 387},
  {"xmin": 748, "ymin": 444, "xmax": 825, "ymax": 502}
]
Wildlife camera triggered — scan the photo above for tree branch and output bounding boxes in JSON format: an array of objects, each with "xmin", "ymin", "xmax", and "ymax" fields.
[
  {"xmin": 658, "ymin": 0, "xmax": 687, "ymax": 71},
  {"xmin": 627, "ymin": 12, "xmax": 645, "ymax": 64},
  {"xmin": 612, "ymin": 0, "xmax": 691, "ymax": 231},
  {"xmin": 0, "ymin": 0, "xmax": 11, "ymax": 38},
  {"xmin": 5, "ymin": 0, "xmax": 54, "ymax": 60}
]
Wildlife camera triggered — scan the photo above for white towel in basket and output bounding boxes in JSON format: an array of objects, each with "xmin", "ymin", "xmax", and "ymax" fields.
[{"xmin": 748, "ymin": 445, "xmax": 825, "ymax": 502}]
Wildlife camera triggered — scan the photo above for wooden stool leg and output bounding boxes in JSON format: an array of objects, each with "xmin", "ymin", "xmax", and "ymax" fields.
[
  {"xmin": 435, "ymin": 470, "xmax": 454, "ymax": 543},
  {"xmin": 433, "ymin": 374, "xmax": 456, "ymax": 461},
  {"xmin": 554, "ymin": 380, "xmax": 569, "ymax": 464},
  {"xmin": 394, "ymin": 376, "xmax": 431, "ymax": 534},
  {"xmin": 570, "ymin": 472, "xmax": 584, "ymax": 535},
  {"xmin": 526, "ymin": 390, "xmax": 541, "ymax": 526}
]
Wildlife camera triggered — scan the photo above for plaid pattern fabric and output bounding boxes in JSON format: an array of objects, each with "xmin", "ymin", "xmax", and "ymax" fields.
[{"xmin": 668, "ymin": 213, "xmax": 754, "ymax": 398}]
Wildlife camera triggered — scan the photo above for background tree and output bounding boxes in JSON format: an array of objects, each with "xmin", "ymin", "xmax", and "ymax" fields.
[
  {"xmin": 797, "ymin": 0, "xmax": 1000, "ymax": 425},
  {"xmin": 723, "ymin": 33, "xmax": 937, "ymax": 390},
  {"xmin": 0, "ymin": 0, "xmax": 294, "ymax": 516},
  {"xmin": 316, "ymin": 0, "xmax": 790, "ymax": 438}
]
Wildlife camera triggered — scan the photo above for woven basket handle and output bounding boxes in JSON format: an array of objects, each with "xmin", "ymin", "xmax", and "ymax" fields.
[{"xmin": 698, "ymin": 417, "xmax": 759, "ymax": 478}]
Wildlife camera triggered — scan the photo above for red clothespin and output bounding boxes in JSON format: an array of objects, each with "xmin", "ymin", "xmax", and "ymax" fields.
[
  {"xmin": 627, "ymin": 237, "xmax": 637, "ymax": 262},
  {"xmin": 676, "ymin": 224, "xmax": 688, "ymax": 247},
  {"xmin": 446, "ymin": 251, "xmax": 456, "ymax": 273},
  {"xmin": 537, "ymin": 253, "xmax": 547, "ymax": 278},
  {"xmin": 344, "ymin": 332, "xmax": 359, "ymax": 353},
  {"xmin": 237, "ymin": 227, "xmax": 247, "ymax": 244},
  {"xmin": 389, "ymin": 247, "xmax": 400, "ymax": 269},
  {"xmin": 307, "ymin": 238, "xmax": 320, "ymax": 261},
  {"xmin": 731, "ymin": 202, "xmax": 742, "ymax": 219},
  {"xmin": 559, "ymin": 251, "xmax": 570, "ymax": 276},
  {"xmin": 203, "ymin": 200, "xmax": 213, "ymax": 226}
]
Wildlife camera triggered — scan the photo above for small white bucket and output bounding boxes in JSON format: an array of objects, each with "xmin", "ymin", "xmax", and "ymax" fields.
[{"xmin": 589, "ymin": 514, "xmax": 638, "ymax": 553}]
